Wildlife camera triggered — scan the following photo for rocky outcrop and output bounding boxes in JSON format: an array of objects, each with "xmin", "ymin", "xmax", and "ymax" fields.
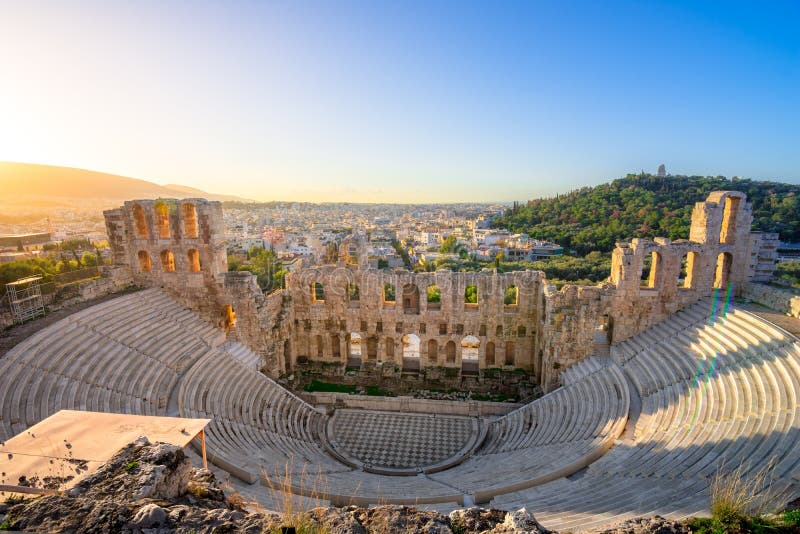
[
  {"xmin": 0, "ymin": 438, "xmax": 694, "ymax": 533},
  {"xmin": 0, "ymin": 438, "xmax": 550, "ymax": 533}
]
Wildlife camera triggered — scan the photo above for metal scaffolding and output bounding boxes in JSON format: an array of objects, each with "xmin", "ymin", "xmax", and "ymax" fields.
[{"xmin": 6, "ymin": 275, "xmax": 45, "ymax": 324}]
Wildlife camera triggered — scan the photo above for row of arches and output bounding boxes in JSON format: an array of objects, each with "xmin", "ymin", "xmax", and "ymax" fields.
[
  {"xmin": 132, "ymin": 202, "xmax": 199, "ymax": 240},
  {"xmin": 310, "ymin": 282, "xmax": 520, "ymax": 312},
  {"xmin": 295, "ymin": 333, "xmax": 517, "ymax": 367},
  {"xmin": 641, "ymin": 251, "xmax": 733, "ymax": 290},
  {"xmin": 137, "ymin": 249, "xmax": 202, "ymax": 273}
]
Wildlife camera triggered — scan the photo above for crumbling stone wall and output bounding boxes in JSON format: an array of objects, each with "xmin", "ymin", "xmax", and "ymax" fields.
[
  {"xmin": 284, "ymin": 266, "xmax": 546, "ymax": 379},
  {"xmin": 102, "ymin": 190, "xmax": 779, "ymax": 389},
  {"xmin": 606, "ymin": 191, "xmax": 776, "ymax": 345}
]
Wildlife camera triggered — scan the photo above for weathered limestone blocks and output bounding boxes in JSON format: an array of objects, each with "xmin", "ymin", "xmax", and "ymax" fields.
[
  {"xmin": 742, "ymin": 282, "xmax": 800, "ymax": 318},
  {"xmin": 101, "ymin": 190, "xmax": 780, "ymax": 389}
]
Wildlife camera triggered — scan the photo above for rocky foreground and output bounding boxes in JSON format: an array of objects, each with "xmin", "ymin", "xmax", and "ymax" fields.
[{"xmin": 0, "ymin": 438, "xmax": 690, "ymax": 533}]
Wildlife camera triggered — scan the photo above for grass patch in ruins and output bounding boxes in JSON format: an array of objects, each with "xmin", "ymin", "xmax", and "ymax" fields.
[{"xmin": 687, "ymin": 458, "xmax": 787, "ymax": 534}]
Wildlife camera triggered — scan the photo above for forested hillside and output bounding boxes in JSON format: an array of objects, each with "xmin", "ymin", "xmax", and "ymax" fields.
[{"xmin": 493, "ymin": 174, "xmax": 800, "ymax": 254}]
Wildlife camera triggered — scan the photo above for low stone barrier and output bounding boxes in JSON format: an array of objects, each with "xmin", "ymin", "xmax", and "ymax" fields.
[
  {"xmin": 742, "ymin": 282, "xmax": 800, "ymax": 318},
  {"xmin": 301, "ymin": 391, "xmax": 519, "ymax": 417}
]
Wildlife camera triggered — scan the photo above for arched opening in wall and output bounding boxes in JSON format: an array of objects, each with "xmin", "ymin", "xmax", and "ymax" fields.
[
  {"xmin": 402, "ymin": 284, "xmax": 420, "ymax": 314},
  {"xmin": 677, "ymin": 253, "xmax": 689, "ymax": 287},
  {"xmin": 505, "ymin": 341, "xmax": 515, "ymax": 366},
  {"xmin": 426, "ymin": 284, "xmax": 441, "ymax": 310},
  {"xmin": 646, "ymin": 251, "xmax": 662, "ymax": 288},
  {"xmin": 315, "ymin": 335, "xmax": 324, "ymax": 358},
  {"xmin": 719, "ymin": 196, "xmax": 740, "ymax": 244},
  {"xmin": 683, "ymin": 252, "xmax": 700, "ymax": 289},
  {"xmin": 132, "ymin": 204, "xmax": 148, "ymax": 238},
  {"xmin": 283, "ymin": 340, "xmax": 292, "ymax": 371},
  {"xmin": 312, "ymin": 282, "xmax": 325, "ymax": 302},
  {"xmin": 331, "ymin": 334, "xmax": 341, "ymax": 359},
  {"xmin": 347, "ymin": 283, "xmax": 359, "ymax": 306},
  {"xmin": 714, "ymin": 252, "xmax": 733, "ymax": 290},
  {"xmin": 222, "ymin": 305, "xmax": 236, "ymax": 330},
  {"xmin": 383, "ymin": 283, "xmax": 395, "ymax": 304},
  {"xmin": 504, "ymin": 285, "xmax": 518, "ymax": 306},
  {"xmin": 160, "ymin": 250, "xmax": 175, "ymax": 272},
  {"xmin": 461, "ymin": 335, "xmax": 480, "ymax": 375},
  {"xmin": 155, "ymin": 201, "xmax": 170, "ymax": 239},
  {"xmin": 348, "ymin": 333, "xmax": 362, "ymax": 368},
  {"xmin": 367, "ymin": 336, "xmax": 378, "ymax": 360},
  {"xmin": 427, "ymin": 339, "xmax": 438, "ymax": 364},
  {"xmin": 187, "ymin": 249, "xmax": 201, "ymax": 273},
  {"xmin": 517, "ymin": 325, "xmax": 526, "ymax": 337},
  {"xmin": 485, "ymin": 341, "xmax": 496, "ymax": 366},
  {"xmin": 595, "ymin": 314, "xmax": 611, "ymax": 345},
  {"xmin": 137, "ymin": 250, "xmax": 152, "ymax": 272},
  {"xmin": 385, "ymin": 337, "xmax": 395, "ymax": 361},
  {"xmin": 182, "ymin": 203, "xmax": 198, "ymax": 238},
  {"xmin": 464, "ymin": 285, "xmax": 478, "ymax": 308},
  {"xmin": 445, "ymin": 340, "xmax": 456, "ymax": 363},
  {"xmin": 496, "ymin": 325, "xmax": 503, "ymax": 337},
  {"xmin": 402, "ymin": 334, "xmax": 421, "ymax": 373}
]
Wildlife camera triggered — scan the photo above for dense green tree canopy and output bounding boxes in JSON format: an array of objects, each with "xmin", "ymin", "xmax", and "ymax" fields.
[{"xmin": 493, "ymin": 174, "xmax": 800, "ymax": 255}]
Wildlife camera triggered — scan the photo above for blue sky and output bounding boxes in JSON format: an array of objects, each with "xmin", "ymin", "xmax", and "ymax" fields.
[{"xmin": 0, "ymin": 0, "xmax": 797, "ymax": 202}]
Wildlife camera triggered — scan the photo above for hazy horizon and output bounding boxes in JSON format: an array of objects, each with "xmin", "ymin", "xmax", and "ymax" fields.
[{"xmin": 2, "ymin": 1, "xmax": 798, "ymax": 203}]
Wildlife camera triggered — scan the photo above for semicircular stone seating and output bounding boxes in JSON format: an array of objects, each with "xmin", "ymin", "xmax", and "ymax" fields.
[
  {"xmin": 3, "ymin": 288, "xmax": 800, "ymax": 529},
  {"xmin": 0, "ymin": 288, "xmax": 224, "ymax": 443},
  {"xmin": 490, "ymin": 298, "xmax": 800, "ymax": 532}
]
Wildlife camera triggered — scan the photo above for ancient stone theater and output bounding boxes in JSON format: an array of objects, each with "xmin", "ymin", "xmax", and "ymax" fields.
[{"xmin": 2, "ymin": 191, "xmax": 799, "ymax": 531}]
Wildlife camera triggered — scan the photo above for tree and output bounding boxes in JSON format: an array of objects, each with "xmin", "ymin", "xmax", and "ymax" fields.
[{"xmin": 439, "ymin": 236, "xmax": 459, "ymax": 253}]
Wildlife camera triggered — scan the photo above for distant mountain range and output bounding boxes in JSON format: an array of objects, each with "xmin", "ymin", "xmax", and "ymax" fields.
[{"xmin": 0, "ymin": 162, "xmax": 251, "ymax": 204}]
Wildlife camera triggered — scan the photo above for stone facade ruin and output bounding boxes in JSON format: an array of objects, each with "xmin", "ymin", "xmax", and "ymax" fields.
[{"xmin": 103, "ymin": 191, "xmax": 779, "ymax": 390}]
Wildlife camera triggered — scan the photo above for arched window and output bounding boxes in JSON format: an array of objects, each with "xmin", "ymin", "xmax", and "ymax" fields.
[
  {"xmin": 485, "ymin": 341, "xmax": 496, "ymax": 366},
  {"xmin": 402, "ymin": 284, "xmax": 420, "ymax": 314},
  {"xmin": 316, "ymin": 335, "xmax": 324, "ymax": 358},
  {"xmin": 187, "ymin": 249, "xmax": 201, "ymax": 272},
  {"xmin": 427, "ymin": 339, "xmax": 438, "ymax": 363},
  {"xmin": 461, "ymin": 335, "xmax": 479, "ymax": 361},
  {"xmin": 504, "ymin": 285, "xmax": 518, "ymax": 306},
  {"xmin": 496, "ymin": 325, "xmax": 503, "ymax": 336},
  {"xmin": 385, "ymin": 337, "xmax": 395, "ymax": 360},
  {"xmin": 222, "ymin": 305, "xmax": 236, "ymax": 329},
  {"xmin": 383, "ymin": 283, "xmax": 395, "ymax": 303},
  {"xmin": 714, "ymin": 252, "xmax": 733, "ymax": 289},
  {"xmin": 517, "ymin": 325, "xmax": 526, "ymax": 337},
  {"xmin": 182, "ymin": 203, "xmax": 198, "ymax": 238},
  {"xmin": 160, "ymin": 250, "xmax": 175, "ymax": 272},
  {"xmin": 426, "ymin": 284, "xmax": 441, "ymax": 309},
  {"xmin": 348, "ymin": 283, "xmax": 359, "ymax": 301},
  {"xmin": 367, "ymin": 336, "xmax": 378, "ymax": 360},
  {"xmin": 132, "ymin": 204, "xmax": 148, "ymax": 238},
  {"xmin": 464, "ymin": 285, "xmax": 478, "ymax": 306},
  {"xmin": 331, "ymin": 334, "xmax": 341, "ymax": 358},
  {"xmin": 137, "ymin": 250, "xmax": 151, "ymax": 272},
  {"xmin": 155, "ymin": 201, "xmax": 170, "ymax": 239},
  {"xmin": 312, "ymin": 282, "xmax": 325, "ymax": 301},
  {"xmin": 445, "ymin": 340, "xmax": 456, "ymax": 363},
  {"xmin": 349, "ymin": 333, "xmax": 362, "ymax": 358},
  {"xmin": 505, "ymin": 341, "xmax": 515, "ymax": 366}
]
